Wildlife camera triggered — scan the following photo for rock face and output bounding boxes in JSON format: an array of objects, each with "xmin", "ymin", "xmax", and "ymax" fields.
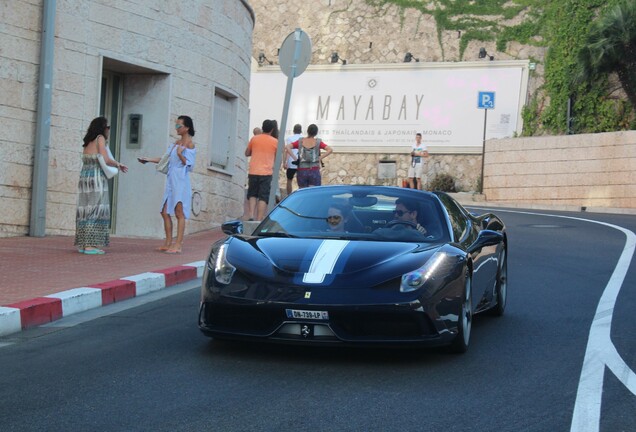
[{"xmin": 250, "ymin": 0, "xmax": 545, "ymax": 65}]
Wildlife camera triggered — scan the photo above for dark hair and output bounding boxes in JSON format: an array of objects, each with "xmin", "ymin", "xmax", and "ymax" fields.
[
  {"xmin": 293, "ymin": 124, "xmax": 302, "ymax": 134},
  {"xmin": 328, "ymin": 202, "xmax": 350, "ymax": 217},
  {"xmin": 271, "ymin": 119, "xmax": 279, "ymax": 139},
  {"xmin": 416, "ymin": 133, "xmax": 422, "ymax": 137},
  {"xmin": 395, "ymin": 197, "xmax": 419, "ymax": 213},
  {"xmin": 83, "ymin": 116, "xmax": 108, "ymax": 147},
  {"xmin": 307, "ymin": 124, "xmax": 318, "ymax": 137},
  {"xmin": 262, "ymin": 119, "xmax": 274, "ymax": 134},
  {"xmin": 178, "ymin": 115, "xmax": 195, "ymax": 136}
]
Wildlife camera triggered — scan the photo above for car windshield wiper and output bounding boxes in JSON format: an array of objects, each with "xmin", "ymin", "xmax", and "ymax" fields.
[
  {"xmin": 320, "ymin": 234, "xmax": 359, "ymax": 240},
  {"xmin": 256, "ymin": 231, "xmax": 297, "ymax": 238},
  {"xmin": 277, "ymin": 205, "xmax": 325, "ymax": 221}
]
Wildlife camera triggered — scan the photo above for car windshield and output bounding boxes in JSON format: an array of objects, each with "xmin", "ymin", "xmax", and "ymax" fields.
[{"xmin": 253, "ymin": 186, "xmax": 450, "ymax": 243}]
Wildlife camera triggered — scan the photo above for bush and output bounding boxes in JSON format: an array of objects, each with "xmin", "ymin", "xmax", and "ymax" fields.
[{"xmin": 429, "ymin": 173, "xmax": 456, "ymax": 192}]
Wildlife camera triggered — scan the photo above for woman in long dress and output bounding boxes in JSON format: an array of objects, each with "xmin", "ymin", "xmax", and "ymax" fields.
[
  {"xmin": 75, "ymin": 116, "xmax": 128, "ymax": 255},
  {"xmin": 138, "ymin": 116, "xmax": 196, "ymax": 254}
]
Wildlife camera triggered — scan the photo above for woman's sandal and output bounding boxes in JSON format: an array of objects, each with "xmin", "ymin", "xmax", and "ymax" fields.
[
  {"xmin": 83, "ymin": 248, "xmax": 105, "ymax": 255},
  {"xmin": 156, "ymin": 245, "xmax": 173, "ymax": 251},
  {"xmin": 164, "ymin": 247, "xmax": 182, "ymax": 254}
]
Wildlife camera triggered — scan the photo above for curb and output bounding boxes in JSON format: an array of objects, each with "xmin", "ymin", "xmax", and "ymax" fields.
[{"xmin": 0, "ymin": 260, "xmax": 206, "ymax": 337}]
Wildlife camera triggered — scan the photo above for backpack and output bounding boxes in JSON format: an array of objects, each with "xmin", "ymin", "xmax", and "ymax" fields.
[{"xmin": 298, "ymin": 138, "xmax": 321, "ymax": 165}]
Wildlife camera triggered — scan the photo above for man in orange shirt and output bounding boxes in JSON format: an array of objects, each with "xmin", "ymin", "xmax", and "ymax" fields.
[{"xmin": 245, "ymin": 119, "xmax": 278, "ymax": 220}]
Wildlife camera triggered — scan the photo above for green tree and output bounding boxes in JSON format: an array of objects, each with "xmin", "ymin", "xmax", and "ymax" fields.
[{"xmin": 575, "ymin": 1, "xmax": 636, "ymax": 111}]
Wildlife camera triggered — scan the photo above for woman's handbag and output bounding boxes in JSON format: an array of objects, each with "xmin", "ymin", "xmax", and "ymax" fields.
[
  {"xmin": 156, "ymin": 145, "xmax": 175, "ymax": 175},
  {"xmin": 97, "ymin": 148, "xmax": 119, "ymax": 179}
]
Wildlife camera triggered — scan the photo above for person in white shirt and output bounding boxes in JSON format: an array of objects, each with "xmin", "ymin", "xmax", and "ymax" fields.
[
  {"xmin": 408, "ymin": 133, "xmax": 429, "ymax": 190},
  {"xmin": 284, "ymin": 124, "xmax": 303, "ymax": 196}
]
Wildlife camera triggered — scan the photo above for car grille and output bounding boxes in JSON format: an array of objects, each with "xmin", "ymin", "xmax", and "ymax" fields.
[
  {"xmin": 202, "ymin": 303, "xmax": 281, "ymax": 336},
  {"xmin": 202, "ymin": 303, "xmax": 439, "ymax": 342},
  {"xmin": 329, "ymin": 310, "xmax": 437, "ymax": 340}
]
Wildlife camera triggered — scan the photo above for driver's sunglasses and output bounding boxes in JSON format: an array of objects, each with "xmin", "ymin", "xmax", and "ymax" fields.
[
  {"xmin": 393, "ymin": 209, "xmax": 410, "ymax": 217},
  {"xmin": 327, "ymin": 215, "xmax": 342, "ymax": 222}
]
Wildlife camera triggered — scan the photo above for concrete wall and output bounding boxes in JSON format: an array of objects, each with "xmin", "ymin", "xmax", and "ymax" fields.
[
  {"xmin": 0, "ymin": 1, "xmax": 42, "ymax": 237},
  {"xmin": 0, "ymin": 0, "xmax": 254, "ymax": 237},
  {"xmin": 483, "ymin": 131, "xmax": 636, "ymax": 209}
]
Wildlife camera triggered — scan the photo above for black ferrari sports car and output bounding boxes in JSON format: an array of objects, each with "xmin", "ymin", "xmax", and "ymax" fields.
[{"xmin": 199, "ymin": 185, "xmax": 507, "ymax": 353}]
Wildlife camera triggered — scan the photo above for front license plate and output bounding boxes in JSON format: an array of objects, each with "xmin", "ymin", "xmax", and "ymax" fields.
[{"xmin": 286, "ymin": 309, "xmax": 329, "ymax": 320}]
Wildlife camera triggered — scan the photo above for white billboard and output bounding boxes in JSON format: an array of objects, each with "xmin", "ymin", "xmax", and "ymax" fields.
[{"xmin": 249, "ymin": 61, "xmax": 530, "ymax": 153}]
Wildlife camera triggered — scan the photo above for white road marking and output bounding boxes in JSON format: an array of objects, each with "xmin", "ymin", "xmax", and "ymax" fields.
[
  {"xmin": 569, "ymin": 222, "xmax": 635, "ymax": 432},
  {"xmin": 472, "ymin": 207, "xmax": 636, "ymax": 432},
  {"xmin": 303, "ymin": 240, "xmax": 349, "ymax": 284}
]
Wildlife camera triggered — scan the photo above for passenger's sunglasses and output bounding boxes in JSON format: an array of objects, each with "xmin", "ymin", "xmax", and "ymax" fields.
[
  {"xmin": 327, "ymin": 215, "xmax": 342, "ymax": 222},
  {"xmin": 393, "ymin": 209, "xmax": 410, "ymax": 217}
]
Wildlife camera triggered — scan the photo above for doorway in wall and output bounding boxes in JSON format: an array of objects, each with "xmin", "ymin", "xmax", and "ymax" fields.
[
  {"xmin": 98, "ymin": 56, "xmax": 171, "ymax": 238},
  {"xmin": 100, "ymin": 71, "xmax": 123, "ymax": 232}
]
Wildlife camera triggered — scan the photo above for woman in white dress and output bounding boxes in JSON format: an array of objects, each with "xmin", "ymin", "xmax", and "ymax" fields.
[{"xmin": 138, "ymin": 116, "xmax": 196, "ymax": 254}]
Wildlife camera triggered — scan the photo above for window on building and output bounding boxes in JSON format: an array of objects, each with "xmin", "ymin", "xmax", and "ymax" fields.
[{"xmin": 209, "ymin": 89, "xmax": 238, "ymax": 170}]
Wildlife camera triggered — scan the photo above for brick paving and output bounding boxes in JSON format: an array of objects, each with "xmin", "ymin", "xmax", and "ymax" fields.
[{"xmin": 0, "ymin": 229, "xmax": 225, "ymax": 306}]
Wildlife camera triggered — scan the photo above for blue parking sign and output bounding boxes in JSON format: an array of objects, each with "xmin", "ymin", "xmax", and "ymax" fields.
[{"xmin": 478, "ymin": 91, "xmax": 495, "ymax": 109}]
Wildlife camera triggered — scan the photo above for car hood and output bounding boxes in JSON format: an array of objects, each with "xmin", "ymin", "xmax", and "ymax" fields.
[{"xmin": 225, "ymin": 236, "xmax": 441, "ymax": 287}]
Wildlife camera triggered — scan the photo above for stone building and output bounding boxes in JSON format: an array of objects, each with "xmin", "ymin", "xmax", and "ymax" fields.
[{"xmin": 1, "ymin": 0, "xmax": 254, "ymax": 237}]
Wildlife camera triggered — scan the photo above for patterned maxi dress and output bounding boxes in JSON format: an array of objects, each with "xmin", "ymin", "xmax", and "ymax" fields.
[
  {"xmin": 75, "ymin": 154, "xmax": 110, "ymax": 248},
  {"xmin": 161, "ymin": 143, "xmax": 196, "ymax": 218}
]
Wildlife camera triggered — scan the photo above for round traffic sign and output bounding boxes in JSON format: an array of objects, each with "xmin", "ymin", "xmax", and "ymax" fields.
[{"xmin": 278, "ymin": 29, "xmax": 312, "ymax": 78}]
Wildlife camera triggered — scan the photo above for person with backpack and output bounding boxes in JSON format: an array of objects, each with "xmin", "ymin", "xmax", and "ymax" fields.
[
  {"xmin": 283, "ymin": 124, "xmax": 303, "ymax": 196},
  {"xmin": 285, "ymin": 123, "xmax": 333, "ymax": 188}
]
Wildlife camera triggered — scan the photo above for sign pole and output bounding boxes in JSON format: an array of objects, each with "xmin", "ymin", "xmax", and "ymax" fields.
[
  {"xmin": 480, "ymin": 108, "xmax": 487, "ymax": 193},
  {"xmin": 477, "ymin": 91, "xmax": 494, "ymax": 194},
  {"xmin": 267, "ymin": 55, "xmax": 297, "ymax": 211},
  {"xmin": 267, "ymin": 29, "xmax": 312, "ymax": 212}
]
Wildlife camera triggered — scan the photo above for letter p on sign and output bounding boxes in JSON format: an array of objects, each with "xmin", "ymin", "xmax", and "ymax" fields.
[{"xmin": 478, "ymin": 91, "xmax": 495, "ymax": 109}]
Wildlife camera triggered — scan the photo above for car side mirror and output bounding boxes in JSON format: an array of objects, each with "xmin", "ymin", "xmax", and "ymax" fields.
[
  {"xmin": 221, "ymin": 220, "xmax": 243, "ymax": 235},
  {"xmin": 468, "ymin": 229, "xmax": 503, "ymax": 253}
]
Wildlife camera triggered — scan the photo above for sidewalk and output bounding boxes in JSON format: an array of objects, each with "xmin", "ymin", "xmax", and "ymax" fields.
[{"xmin": 0, "ymin": 228, "xmax": 226, "ymax": 336}]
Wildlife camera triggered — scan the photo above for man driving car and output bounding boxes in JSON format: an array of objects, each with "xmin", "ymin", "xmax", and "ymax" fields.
[{"xmin": 393, "ymin": 198, "xmax": 427, "ymax": 234}]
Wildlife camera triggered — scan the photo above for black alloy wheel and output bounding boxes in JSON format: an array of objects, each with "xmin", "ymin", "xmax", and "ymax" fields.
[
  {"xmin": 449, "ymin": 271, "xmax": 472, "ymax": 354},
  {"xmin": 490, "ymin": 246, "xmax": 507, "ymax": 316}
]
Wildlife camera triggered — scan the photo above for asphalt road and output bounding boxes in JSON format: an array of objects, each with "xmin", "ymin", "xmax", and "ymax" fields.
[{"xmin": 0, "ymin": 208, "xmax": 634, "ymax": 432}]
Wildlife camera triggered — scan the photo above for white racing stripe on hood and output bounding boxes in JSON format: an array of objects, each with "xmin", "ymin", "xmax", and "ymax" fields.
[{"xmin": 303, "ymin": 240, "xmax": 350, "ymax": 283}]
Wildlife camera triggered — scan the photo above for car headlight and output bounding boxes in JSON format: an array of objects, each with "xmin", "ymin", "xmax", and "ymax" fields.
[
  {"xmin": 400, "ymin": 251, "xmax": 452, "ymax": 293},
  {"xmin": 209, "ymin": 243, "xmax": 236, "ymax": 285}
]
